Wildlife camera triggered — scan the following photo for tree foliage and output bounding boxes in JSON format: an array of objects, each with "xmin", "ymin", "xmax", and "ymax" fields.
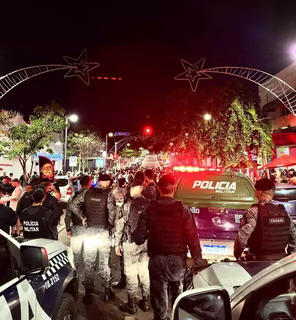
[
  {"xmin": 158, "ymin": 81, "xmax": 273, "ymax": 174},
  {"xmin": 0, "ymin": 101, "xmax": 67, "ymax": 183},
  {"xmin": 67, "ymin": 130, "xmax": 104, "ymax": 172}
]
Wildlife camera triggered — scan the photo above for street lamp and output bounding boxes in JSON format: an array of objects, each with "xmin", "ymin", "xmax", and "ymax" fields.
[
  {"xmin": 105, "ymin": 132, "xmax": 114, "ymax": 157},
  {"xmin": 127, "ymin": 143, "xmax": 130, "ymax": 147},
  {"xmin": 170, "ymin": 142, "xmax": 174, "ymax": 146},
  {"xmin": 64, "ymin": 114, "xmax": 78, "ymax": 173},
  {"xmin": 204, "ymin": 113, "xmax": 212, "ymax": 121}
]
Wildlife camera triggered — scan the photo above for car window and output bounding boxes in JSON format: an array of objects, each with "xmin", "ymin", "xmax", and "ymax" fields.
[
  {"xmin": 0, "ymin": 236, "xmax": 14, "ymax": 286},
  {"xmin": 239, "ymin": 271, "xmax": 296, "ymax": 320},
  {"xmin": 274, "ymin": 188, "xmax": 296, "ymax": 201},
  {"xmin": 55, "ymin": 178, "xmax": 68, "ymax": 187}
]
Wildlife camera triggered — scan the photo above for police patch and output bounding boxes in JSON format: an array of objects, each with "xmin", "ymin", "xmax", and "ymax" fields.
[{"xmin": 269, "ymin": 217, "xmax": 285, "ymax": 224}]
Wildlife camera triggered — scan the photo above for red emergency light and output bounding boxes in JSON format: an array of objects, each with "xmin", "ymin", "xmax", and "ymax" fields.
[
  {"xmin": 144, "ymin": 126, "xmax": 153, "ymax": 136},
  {"xmin": 173, "ymin": 166, "xmax": 221, "ymax": 173}
]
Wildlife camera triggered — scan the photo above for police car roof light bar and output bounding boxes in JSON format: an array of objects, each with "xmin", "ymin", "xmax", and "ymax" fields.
[{"xmin": 173, "ymin": 166, "xmax": 221, "ymax": 172}]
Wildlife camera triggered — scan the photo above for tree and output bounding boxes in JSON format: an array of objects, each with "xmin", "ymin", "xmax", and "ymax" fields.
[
  {"xmin": 0, "ymin": 102, "xmax": 67, "ymax": 184},
  {"xmin": 67, "ymin": 131, "xmax": 104, "ymax": 172},
  {"xmin": 158, "ymin": 81, "xmax": 273, "ymax": 177}
]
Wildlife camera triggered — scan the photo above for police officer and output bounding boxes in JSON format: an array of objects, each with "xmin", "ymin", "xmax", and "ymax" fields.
[
  {"xmin": 111, "ymin": 177, "xmax": 128, "ymax": 290},
  {"xmin": 134, "ymin": 174, "xmax": 203, "ymax": 320},
  {"xmin": 20, "ymin": 187, "xmax": 57, "ymax": 240},
  {"xmin": 142, "ymin": 169, "xmax": 159, "ymax": 201},
  {"xmin": 115, "ymin": 179, "xmax": 150, "ymax": 315},
  {"xmin": 234, "ymin": 178, "xmax": 296, "ymax": 261},
  {"xmin": 69, "ymin": 174, "xmax": 116, "ymax": 305},
  {"xmin": 65, "ymin": 175, "xmax": 91, "ymax": 267}
]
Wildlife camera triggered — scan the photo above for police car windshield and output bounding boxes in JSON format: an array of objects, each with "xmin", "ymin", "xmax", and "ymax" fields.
[{"xmin": 176, "ymin": 173, "xmax": 253, "ymax": 200}]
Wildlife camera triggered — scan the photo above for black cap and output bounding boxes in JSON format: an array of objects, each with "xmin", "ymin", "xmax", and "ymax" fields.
[
  {"xmin": 255, "ymin": 178, "xmax": 275, "ymax": 191},
  {"xmin": 99, "ymin": 174, "xmax": 111, "ymax": 181},
  {"xmin": 158, "ymin": 174, "xmax": 175, "ymax": 187},
  {"xmin": 130, "ymin": 179, "xmax": 143, "ymax": 188}
]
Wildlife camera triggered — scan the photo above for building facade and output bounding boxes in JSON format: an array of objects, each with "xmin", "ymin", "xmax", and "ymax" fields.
[{"xmin": 258, "ymin": 62, "xmax": 296, "ymax": 158}]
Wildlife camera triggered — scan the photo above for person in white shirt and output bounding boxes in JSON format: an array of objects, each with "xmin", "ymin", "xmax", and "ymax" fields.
[{"xmin": 0, "ymin": 178, "xmax": 23, "ymax": 236}]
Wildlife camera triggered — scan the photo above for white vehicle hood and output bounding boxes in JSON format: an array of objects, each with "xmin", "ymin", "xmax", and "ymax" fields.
[
  {"xmin": 231, "ymin": 254, "xmax": 296, "ymax": 307},
  {"xmin": 193, "ymin": 261, "xmax": 273, "ymax": 296},
  {"xmin": 194, "ymin": 263, "xmax": 252, "ymax": 296},
  {"xmin": 21, "ymin": 239, "xmax": 67, "ymax": 259}
]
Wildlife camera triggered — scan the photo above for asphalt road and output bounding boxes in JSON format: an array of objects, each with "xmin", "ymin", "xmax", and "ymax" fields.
[{"xmin": 58, "ymin": 225, "xmax": 157, "ymax": 320}]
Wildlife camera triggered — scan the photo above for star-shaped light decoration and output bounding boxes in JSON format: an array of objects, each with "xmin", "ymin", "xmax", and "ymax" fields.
[
  {"xmin": 63, "ymin": 49, "xmax": 100, "ymax": 85},
  {"xmin": 175, "ymin": 58, "xmax": 212, "ymax": 92}
]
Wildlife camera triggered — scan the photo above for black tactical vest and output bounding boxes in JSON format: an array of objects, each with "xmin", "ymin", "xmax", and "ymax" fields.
[
  {"xmin": 22, "ymin": 206, "xmax": 50, "ymax": 239},
  {"xmin": 147, "ymin": 201, "xmax": 185, "ymax": 256},
  {"xmin": 248, "ymin": 202, "xmax": 290, "ymax": 256},
  {"xmin": 127, "ymin": 197, "xmax": 150, "ymax": 240},
  {"xmin": 84, "ymin": 187, "xmax": 108, "ymax": 228}
]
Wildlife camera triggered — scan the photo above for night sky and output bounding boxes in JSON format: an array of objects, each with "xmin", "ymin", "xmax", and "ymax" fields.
[{"xmin": 1, "ymin": 1, "xmax": 296, "ymax": 135}]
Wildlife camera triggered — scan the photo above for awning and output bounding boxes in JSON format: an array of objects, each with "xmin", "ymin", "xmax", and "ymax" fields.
[
  {"xmin": 260, "ymin": 155, "xmax": 296, "ymax": 169},
  {"xmin": 272, "ymin": 132, "xmax": 296, "ymax": 146}
]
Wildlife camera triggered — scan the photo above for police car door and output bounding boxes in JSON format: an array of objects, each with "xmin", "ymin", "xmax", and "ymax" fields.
[{"xmin": 0, "ymin": 233, "xmax": 50, "ymax": 320}]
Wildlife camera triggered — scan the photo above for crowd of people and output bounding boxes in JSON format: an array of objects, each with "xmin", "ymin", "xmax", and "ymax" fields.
[
  {"xmin": 0, "ymin": 166, "xmax": 198, "ymax": 319},
  {"xmin": 63, "ymin": 168, "xmax": 202, "ymax": 320},
  {"xmin": 2, "ymin": 163, "xmax": 296, "ymax": 319},
  {"xmin": 261, "ymin": 168, "xmax": 296, "ymax": 184},
  {"xmin": 0, "ymin": 171, "xmax": 63, "ymax": 239}
]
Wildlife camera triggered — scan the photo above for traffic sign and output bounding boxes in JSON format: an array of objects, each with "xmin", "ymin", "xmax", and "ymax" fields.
[
  {"xmin": 69, "ymin": 156, "xmax": 78, "ymax": 167},
  {"xmin": 115, "ymin": 132, "xmax": 130, "ymax": 136}
]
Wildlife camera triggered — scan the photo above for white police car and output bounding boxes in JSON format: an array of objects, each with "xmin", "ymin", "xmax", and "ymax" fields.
[
  {"xmin": 173, "ymin": 255, "xmax": 296, "ymax": 319},
  {"xmin": 0, "ymin": 229, "xmax": 78, "ymax": 320}
]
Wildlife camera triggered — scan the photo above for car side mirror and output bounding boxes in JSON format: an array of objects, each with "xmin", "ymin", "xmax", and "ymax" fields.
[
  {"xmin": 173, "ymin": 287, "xmax": 231, "ymax": 320},
  {"xmin": 20, "ymin": 245, "xmax": 49, "ymax": 275}
]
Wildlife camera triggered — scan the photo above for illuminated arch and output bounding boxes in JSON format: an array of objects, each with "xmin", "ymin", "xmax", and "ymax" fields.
[
  {"xmin": 200, "ymin": 66, "xmax": 296, "ymax": 115},
  {"xmin": 0, "ymin": 49, "xmax": 101, "ymax": 100},
  {"xmin": 175, "ymin": 59, "xmax": 296, "ymax": 115},
  {"xmin": 0, "ymin": 65, "xmax": 70, "ymax": 99}
]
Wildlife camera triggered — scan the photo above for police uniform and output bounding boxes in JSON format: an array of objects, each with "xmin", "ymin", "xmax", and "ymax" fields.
[
  {"xmin": 20, "ymin": 205, "xmax": 57, "ymax": 240},
  {"xmin": 115, "ymin": 188, "xmax": 150, "ymax": 315},
  {"xmin": 142, "ymin": 181, "xmax": 159, "ymax": 202},
  {"xmin": 111, "ymin": 183, "xmax": 127, "ymax": 289},
  {"xmin": 65, "ymin": 189, "xmax": 88, "ymax": 268},
  {"xmin": 234, "ymin": 178, "xmax": 296, "ymax": 261},
  {"xmin": 69, "ymin": 174, "xmax": 116, "ymax": 304},
  {"xmin": 133, "ymin": 175, "xmax": 203, "ymax": 320}
]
